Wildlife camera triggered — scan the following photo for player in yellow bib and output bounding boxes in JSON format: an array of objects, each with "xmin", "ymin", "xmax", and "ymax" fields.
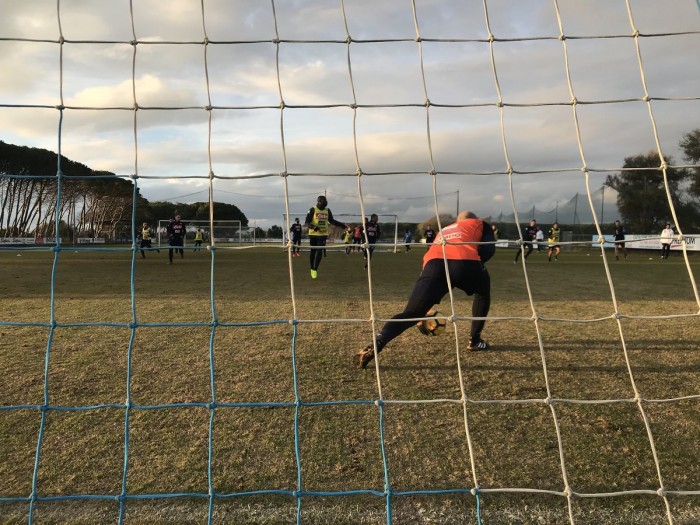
[
  {"xmin": 343, "ymin": 225, "xmax": 353, "ymax": 256},
  {"xmin": 194, "ymin": 227, "xmax": 204, "ymax": 251},
  {"xmin": 304, "ymin": 195, "xmax": 346, "ymax": 279},
  {"xmin": 547, "ymin": 222, "xmax": 561, "ymax": 262},
  {"xmin": 139, "ymin": 222, "xmax": 160, "ymax": 259}
]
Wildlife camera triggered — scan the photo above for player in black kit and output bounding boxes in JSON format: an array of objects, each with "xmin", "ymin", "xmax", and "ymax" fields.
[
  {"xmin": 363, "ymin": 214, "xmax": 381, "ymax": 269},
  {"xmin": 424, "ymin": 224, "xmax": 436, "ymax": 249},
  {"xmin": 167, "ymin": 213, "xmax": 186, "ymax": 264},
  {"xmin": 613, "ymin": 220, "xmax": 627, "ymax": 260},
  {"xmin": 290, "ymin": 217, "xmax": 302, "ymax": 256},
  {"xmin": 514, "ymin": 219, "xmax": 538, "ymax": 263}
]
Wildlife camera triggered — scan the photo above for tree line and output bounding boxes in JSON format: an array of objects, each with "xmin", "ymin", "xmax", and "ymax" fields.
[
  {"xmin": 0, "ymin": 141, "xmax": 247, "ymax": 239},
  {"xmin": 3, "ymin": 130, "xmax": 698, "ymax": 240},
  {"xmin": 605, "ymin": 129, "xmax": 700, "ymax": 234}
]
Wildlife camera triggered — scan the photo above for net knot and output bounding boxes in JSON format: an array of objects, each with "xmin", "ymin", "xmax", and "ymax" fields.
[
  {"xmin": 207, "ymin": 245, "xmax": 215, "ymax": 251},
  {"xmin": 544, "ymin": 396, "xmax": 553, "ymax": 405},
  {"xmin": 207, "ymin": 402, "xmax": 217, "ymax": 410},
  {"xmin": 272, "ymin": 38, "xmax": 281, "ymax": 44},
  {"xmin": 470, "ymin": 487, "xmax": 479, "ymax": 496},
  {"xmin": 570, "ymin": 97, "xmax": 577, "ymax": 105},
  {"xmin": 488, "ymin": 34, "xmax": 495, "ymax": 43},
  {"xmin": 559, "ymin": 34, "xmax": 567, "ymax": 41},
  {"xmin": 656, "ymin": 487, "xmax": 666, "ymax": 497},
  {"xmin": 279, "ymin": 100, "xmax": 286, "ymax": 109},
  {"xmin": 356, "ymin": 169, "xmax": 363, "ymax": 177},
  {"xmin": 415, "ymin": 36, "xmax": 422, "ymax": 43},
  {"xmin": 279, "ymin": 171, "xmax": 288, "ymax": 178},
  {"xmin": 580, "ymin": 165, "xmax": 588, "ymax": 173},
  {"xmin": 374, "ymin": 399, "xmax": 384, "ymax": 407},
  {"xmin": 345, "ymin": 36, "xmax": 352, "ymax": 44},
  {"xmin": 424, "ymin": 98, "xmax": 431, "ymax": 107},
  {"xmin": 632, "ymin": 30, "xmax": 640, "ymax": 38},
  {"xmin": 643, "ymin": 95, "xmax": 650, "ymax": 102},
  {"xmin": 429, "ymin": 170, "xmax": 437, "ymax": 177},
  {"xmin": 133, "ymin": 103, "xmax": 140, "ymax": 111},
  {"xmin": 128, "ymin": 322, "xmax": 138, "ymax": 329},
  {"xmin": 55, "ymin": 104, "xmax": 65, "ymax": 111},
  {"xmin": 612, "ymin": 312, "xmax": 623, "ymax": 319},
  {"xmin": 205, "ymin": 105, "xmax": 212, "ymax": 111},
  {"xmin": 597, "ymin": 236, "xmax": 605, "ymax": 245},
  {"xmin": 58, "ymin": 36, "xmax": 65, "ymax": 45},
  {"xmin": 203, "ymin": 37, "xmax": 210, "ymax": 45},
  {"xmin": 130, "ymin": 40, "xmax": 138, "ymax": 46},
  {"xmin": 659, "ymin": 160, "xmax": 668, "ymax": 170},
  {"xmin": 130, "ymin": 173, "xmax": 138, "ymax": 180}
]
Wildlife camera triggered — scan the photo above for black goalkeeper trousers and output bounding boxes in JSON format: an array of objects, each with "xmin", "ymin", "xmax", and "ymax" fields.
[
  {"xmin": 309, "ymin": 235, "xmax": 327, "ymax": 270},
  {"xmin": 378, "ymin": 259, "xmax": 491, "ymax": 348}
]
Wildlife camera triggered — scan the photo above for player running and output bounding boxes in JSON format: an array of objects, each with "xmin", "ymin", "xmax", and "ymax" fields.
[
  {"xmin": 140, "ymin": 222, "xmax": 158, "ymax": 259},
  {"xmin": 547, "ymin": 222, "xmax": 561, "ymax": 262},
  {"xmin": 514, "ymin": 219, "xmax": 538, "ymax": 263},
  {"xmin": 304, "ymin": 195, "xmax": 346, "ymax": 279}
]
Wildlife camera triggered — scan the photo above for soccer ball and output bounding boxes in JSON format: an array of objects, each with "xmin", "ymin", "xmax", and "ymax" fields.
[{"xmin": 416, "ymin": 309, "xmax": 446, "ymax": 336}]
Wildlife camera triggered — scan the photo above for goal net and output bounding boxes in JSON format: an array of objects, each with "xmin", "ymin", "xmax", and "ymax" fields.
[{"xmin": 1, "ymin": 1, "xmax": 699, "ymax": 524}]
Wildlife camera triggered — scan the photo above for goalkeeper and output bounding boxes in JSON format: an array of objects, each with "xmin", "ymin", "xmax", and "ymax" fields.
[{"xmin": 358, "ymin": 211, "xmax": 495, "ymax": 369}]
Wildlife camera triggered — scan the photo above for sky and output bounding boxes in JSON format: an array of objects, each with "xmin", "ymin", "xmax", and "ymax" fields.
[{"xmin": 1, "ymin": 0, "xmax": 699, "ymax": 229}]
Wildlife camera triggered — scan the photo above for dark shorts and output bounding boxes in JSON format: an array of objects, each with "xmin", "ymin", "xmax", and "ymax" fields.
[{"xmin": 169, "ymin": 238, "xmax": 184, "ymax": 247}]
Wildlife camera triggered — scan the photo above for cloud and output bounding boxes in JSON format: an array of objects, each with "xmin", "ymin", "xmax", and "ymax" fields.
[{"xmin": 2, "ymin": 0, "xmax": 697, "ymax": 227}]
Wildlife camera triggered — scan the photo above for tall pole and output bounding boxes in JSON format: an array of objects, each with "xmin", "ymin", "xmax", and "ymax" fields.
[
  {"xmin": 456, "ymin": 190, "xmax": 459, "ymax": 218},
  {"xmin": 601, "ymin": 185, "xmax": 605, "ymax": 224}
]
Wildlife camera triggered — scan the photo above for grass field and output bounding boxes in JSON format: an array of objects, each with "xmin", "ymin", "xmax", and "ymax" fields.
[{"xmin": 1, "ymin": 244, "xmax": 699, "ymax": 524}]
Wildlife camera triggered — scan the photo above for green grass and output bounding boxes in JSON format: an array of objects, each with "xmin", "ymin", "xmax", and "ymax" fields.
[{"xmin": 0, "ymin": 245, "xmax": 699, "ymax": 524}]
